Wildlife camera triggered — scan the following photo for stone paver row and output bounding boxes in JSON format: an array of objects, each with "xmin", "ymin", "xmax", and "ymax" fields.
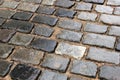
[{"xmin": 0, "ymin": 0, "xmax": 120, "ymax": 80}]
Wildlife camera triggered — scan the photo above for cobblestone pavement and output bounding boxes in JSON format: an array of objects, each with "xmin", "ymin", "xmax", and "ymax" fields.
[{"xmin": 0, "ymin": 0, "xmax": 120, "ymax": 80}]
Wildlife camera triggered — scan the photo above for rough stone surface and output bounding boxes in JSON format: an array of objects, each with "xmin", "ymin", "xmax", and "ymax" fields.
[
  {"xmin": 0, "ymin": 1, "xmax": 19, "ymax": 9},
  {"xmin": 86, "ymin": 47, "xmax": 120, "ymax": 64},
  {"xmin": 70, "ymin": 60, "xmax": 97, "ymax": 77},
  {"xmin": 75, "ymin": 2, "xmax": 92, "ymax": 11},
  {"xmin": 9, "ymin": 33, "xmax": 33, "ymax": 46},
  {"xmin": 11, "ymin": 47, "xmax": 44, "ymax": 64},
  {"xmin": 10, "ymin": 64, "xmax": 40, "ymax": 80},
  {"xmin": 0, "ymin": 60, "xmax": 13, "ymax": 77},
  {"xmin": 83, "ymin": 33, "xmax": 116, "ymax": 49},
  {"xmin": 55, "ymin": 42, "xmax": 86, "ymax": 59},
  {"xmin": 36, "ymin": 6, "xmax": 55, "ymax": 15},
  {"xmin": 41, "ymin": 54, "xmax": 69, "ymax": 72},
  {"xmin": 38, "ymin": 70, "xmax": 67, "ymax": 80},
  {"xmin": 78, "ymin": 12, "xmax": 97, "ymax": 21},
  {"xmin": 32, "ymin": 15, "xmax": 58, "ymax": 26},
  {"xmin": 0, "ymin": 0, "xmax": 120, "ymax": 79},
  {"xmin": 83, "ymin": 0, "xmax": 104, "ymax": 4},
  {"xmin": 55, "ymin": 0, "xmax": 75, "ymax": 8},
  {"xmin": 109, "ymin": 26, "xmax": 120, "ymax": 36},
  {"xmin": 115, "ymin": 38, "xmax": 120, "ymax": 51},
  {"xmin": 0, "ymin": 43, "xmax": 14, "ymax": 58},
  {"xmin": 0, "ymin": 0, "xmax": 4, "ymax": 5},
  {"xmin": 0, "ymin": 29, "xmax": 16, "ymax": 42},
  {"xmin": 34, "ymin": 25, "xmax": 54, "ymax": 37},
  {"xmin": 114, "ymin": 7, "xmax": 120, "ymax": 15},
  {"xmin": 0, "ymin": 18, "xmax": 5, "ymax": 25},
  {"xmin": 12, "ymin": 11, "xmax": 33, "ymax": 21},
  {"xmin": 0, "ymin": 10, "xmax": 15, "ymax": 19},
  {"xmin": 84, "ymin": 23, "xmax": 108, "ymax": 33},
  {"xmin": 42, "ymin": 0, "xmax": 56, "ymax": 5},
  {"xmin": 95, "ymin": 5, "xmax": 113, "ymax": 14},
  {"xmin": 55, "ymin": 8, "xmax": 76, "ymax": 18},
  {"xmin": 57, "ymin": 30, "xmax": 83, "ymax": 42},
  {"xmin": 107, "ymin": 0, "xmax": 120, "ymax": 6},
  {"xmin": 22, "ymin": 0, "xmax": 41, "ymax": 3},
  {"xmin": 30, "ymin": 38, "xmax": 57, "ymax": 52},
  {"xmin": 70, "ymin": 77, "xmax": 86, "ymax": 80},
  {"xmin": 18, "ymin": 3, "xmax": 39, "ymax": 12},
  {"xmin": 100, "ymin": 14, "xmax": 120, "ymax": 25},
  {"xmin": 2, "ymin": 20, "xmax": 34, "ymax": 33},
  {"xmin": 58, "ymin": 19, "xmax": 82, "ymax": 31},
  {"xmin": 99, "ymin": 65, "xmax": 120, "ymax": 80}
]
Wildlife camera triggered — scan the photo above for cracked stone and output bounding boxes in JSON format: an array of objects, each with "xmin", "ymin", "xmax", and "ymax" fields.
[
  {"xmin": 0, "ymin": 43, "xmax": 14, "ymax": 59},
  {"xmin": 41, "ymin": 54, "xmax": 69, "ymax": 72},
  {"xmin": 32, "ymin": 14, "xmax": 58, "ymax": 26},
  {"xmin": 70, "ymin": 60, "xmax": 97, "ymax": 77},
  {"xmin": 38, "ymin": 70, "xmax": 67, "ymax": 80},
  {"xmin": 10, "ymin": 64, "xmax": 40, "ymax": 80},
  {"xmin": 57, "ymin": 30, "xmax": 83, "ymax": 42},
  {"xmin": 30, "ymin": 38, "xmax": 57, "ymax": 52},
  {"xmin": 9, "ymin": 33, "xmax": 33, "ymax": 46},
  {"xmin": 34, "ymin": 24, "xmax": 54, "ymax": 37},
  {"xmin": 0, "ymin": 60, "xmax": 13, "ymax": 77},
  {"xmin": 0, "ymin": 29, "xmax": 16, "ymax": 42},
  {"xmin": 11, "ymin": 47, "xmax": 44, "ymax": 64},
  {"xmin": 55, "ymin": 42, "xmax": 86, "ymax": 59}
]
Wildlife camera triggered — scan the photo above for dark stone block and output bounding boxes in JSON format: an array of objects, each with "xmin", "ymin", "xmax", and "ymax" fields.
[
  {"xmin": 32, "ymin": 15, "xmax": 58, "ymax": 26},
  {"xmin": 12, "ymin": 11, "xmax": 33, "ymax": 21},
  {"xmin": 0, "ymin": 29, "xmax": 15, "ymax": 42},
  {"xmin": 10, "ymin": 64, "xmax": 40, "ymax": 80},
  {"xmin": 55, "ymin": 8, "xmax": 76, "ymax": 18},
  {"xmin": 0, "ymin": 60, "xmax": 13, "ymax": 77},
  {"xmin": 36, "ymin": 6, "xmax": 55, "ymax": 15},
  {"xmin": 30, "ymin": 38, "xmax": 57, "ymax": 52},
  {"xmin": 2, "ymin": 20, "xmax": 34, "ymax": 33}
]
